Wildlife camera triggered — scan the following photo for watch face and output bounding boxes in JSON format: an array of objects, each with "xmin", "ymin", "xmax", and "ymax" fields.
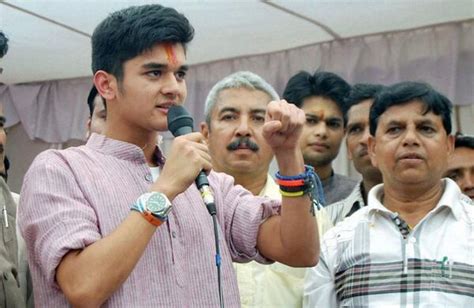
[{"xmin": 146, "ymin": 193, "xmax": 171, "ymax": 216}]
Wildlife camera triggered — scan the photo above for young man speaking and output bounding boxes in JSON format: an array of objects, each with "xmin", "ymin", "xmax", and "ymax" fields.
[{"xmin": 19, "ymin": 4, "xmax": 320, "ymax": 307}]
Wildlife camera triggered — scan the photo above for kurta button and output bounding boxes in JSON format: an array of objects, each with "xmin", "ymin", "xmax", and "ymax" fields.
[
  {"xmin": 145, "ymin": 174, "xmax": 153, "ymax": 182},
  {"xmin": 171, "ymin": 231, "xmax": 177, "ymax": 238}
]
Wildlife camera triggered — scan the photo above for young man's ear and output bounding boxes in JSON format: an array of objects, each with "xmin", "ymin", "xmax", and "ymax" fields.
[{"xmin": 94, "ymin": 70, "xmax": 117, "ymax": 101}]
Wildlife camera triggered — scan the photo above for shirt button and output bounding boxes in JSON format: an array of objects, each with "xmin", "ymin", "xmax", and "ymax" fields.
[
  {"xmin": 145, "ymin": 174, "xmax": 153, "ymax": 182},
  {"xmin": 171, "ymin": 231, "xmax": 177, "ymax": 238},
  {"xmin": 410, "ymin": 237, "xmax": 417, "ymax": 243}
]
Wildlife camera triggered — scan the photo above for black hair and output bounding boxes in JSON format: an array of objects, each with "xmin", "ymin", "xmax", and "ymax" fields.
[
  {"xmin": 282, "ymin": 70, "xmax": 351, "ymax": 123},
  {"xmin": 0, "ymin": 31, "xmax": 8, "ymax": 58},
  {"xmin": 86, "ymin": 85, "xmax": 106, "ymax": 117},
  {"xmin": 1, "ymin": 155, "xmax": 9, "ymax": 182},
  {"xmin": 87, "ymin": 85, "xmax": 98, "ymax": 117},
  {"xmin": 369, "ymin": 81, "xmax": 453, "ymax": 136},
  {"xmin": 91, "ymin": 4, "xmax": 194, "ymax": 82},
  {"xmin": 344, "ymin": 83, "xmax": 385, "ymax": 123},
  {"xmin": 454, "ymin": 133, "xmax": 474, "ymax": 150}
]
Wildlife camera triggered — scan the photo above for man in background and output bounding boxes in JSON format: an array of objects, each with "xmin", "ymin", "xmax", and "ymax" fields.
[
  {"xmin": 0, "ymin": 31, "xmax": 10, "ymax": 184},
  {"xmin": 0, "ymin": 29, "xmax": 31, "ymax": 308},
  {"xmin": 283, "ymin": 70, "xmax": 357, "ymax": 204},
  {"xmin": 201, "ymin": 71, "xmax": 332, "ymax": 307},
  {"xmin": 86, "ymin": 84, "xmax": 106, "ymax": 138},
  {"xmin": 326, "ymin": 84, "xmax": 384, "ymax": 225},
  {"xmin": 445, "ymin": 133, "xmax": 474, "ymax": 200}
]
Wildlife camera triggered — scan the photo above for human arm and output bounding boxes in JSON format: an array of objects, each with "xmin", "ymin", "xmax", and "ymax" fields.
[
  {"xmin": 56, "ymin": 213, "xmax": 157, "ymax": 307},
  {"xmin": 256, "ymin": 100, "xmax": 319, "ymax": 266},
  {"xmin": 55, "ymin": 133, "xmax": 211, "ymax": 306},
  {"xmin": 21, "ymin": 134, "xmax": 212, "ymax": 306}
]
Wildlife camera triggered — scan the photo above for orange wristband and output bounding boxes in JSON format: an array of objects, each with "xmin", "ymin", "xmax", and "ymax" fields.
[
  {"xmin": 276, "ymin": 178, "xmax": 306, "ymax": 186},
  {"xmin": 142, "ymin": 211, "xmax": 164, "ymax": 227}
]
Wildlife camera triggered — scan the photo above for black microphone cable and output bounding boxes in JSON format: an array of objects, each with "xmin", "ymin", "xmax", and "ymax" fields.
[{"xmin": 167, "ymin": 105, "xmax": 224, "ymax": 308}]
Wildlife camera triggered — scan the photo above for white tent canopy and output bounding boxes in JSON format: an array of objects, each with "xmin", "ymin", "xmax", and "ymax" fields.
[
  {"xmin": 1, "ymin": 0, "xmax": 473, "ymax": 84},
  {"xmin": 1, "ymin": 0, "xmax": 474, "ymax": 193}
]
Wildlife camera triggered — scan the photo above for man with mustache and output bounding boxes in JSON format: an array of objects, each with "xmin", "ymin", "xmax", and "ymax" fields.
[
  {"xmin": 283, "ymin": 70, "xmax": 358, "ymax": 205},
  {"xmin": 200, "ymin": 71, "xmax": 275, "ymax": 196},
  {"xmin": 18, "ymin": 6, "xmax": 319, "ymax": 307},
  {"xmin": 201, "ymin": 71, "xmax": 333, "ymax": 307},
  {"xmin": 444, "ymin": 133, "xmax": 474, "ymax": 200},
  {"xmin": 326, "ymin": 84, "xmax": 385, "ymax": 225},
  {"xmin": 304, "ymin": 82, "xmax": 474, "ymax": 307},
  {"xmin": 0, "ymin": 30, "xmax": 31, "ymax": 307}
]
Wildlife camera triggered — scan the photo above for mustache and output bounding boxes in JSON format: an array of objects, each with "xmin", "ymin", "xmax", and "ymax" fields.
[{"xmin": 226, "ymin": 137, "xmax": 259, "ymax": 152}]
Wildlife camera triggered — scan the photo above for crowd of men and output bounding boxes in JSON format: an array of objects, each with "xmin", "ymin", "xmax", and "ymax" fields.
[{"xmin": 1, "ymin": 3, "xmax": 473, "ymax": 307}]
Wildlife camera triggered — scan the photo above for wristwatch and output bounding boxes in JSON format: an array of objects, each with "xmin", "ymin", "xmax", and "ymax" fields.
[{"xmin": 131, "ymin": 192, "xmax": 172, "ymax": 227}]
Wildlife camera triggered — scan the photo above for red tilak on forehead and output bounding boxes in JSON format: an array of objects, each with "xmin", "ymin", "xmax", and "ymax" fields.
[
  {"xmin": 315, "ymin": 110, "xmax": 325, "ymax": 119},
  {"xmin": 164, "ymin": 44, "xmax": 178, "ymax": 66}
]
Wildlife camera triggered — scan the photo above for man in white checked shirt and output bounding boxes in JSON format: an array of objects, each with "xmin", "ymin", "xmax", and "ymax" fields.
[{"xmin": 304, "ymin": 81, "xmax": 474, "ymax": 307}]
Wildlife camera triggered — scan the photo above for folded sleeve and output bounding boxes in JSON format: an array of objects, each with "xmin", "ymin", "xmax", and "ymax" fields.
[
  {"xmin": 18, "ymin": 150, "xmax": 101, "ymax": 288},
  {"xmin": 210, "ymin": 172, "xmax": 280, "ymax": 264}
]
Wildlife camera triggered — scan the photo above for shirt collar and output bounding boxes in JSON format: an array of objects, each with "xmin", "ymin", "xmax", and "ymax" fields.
[
  {"xmin": 86, "ymin": 133, "xmax": 165, "ymax": 166},
  {"xmin": 367, "ymin": 178, "xmax": 464, "ymax": 221},
  {"xmin": 344, "ymin": 181, "xmax": 366, "ymax": 217},
  {"xmin": 355, "ymin": 181, "xmax": 365, "ymax": 206},
  {"xmin": 436, "ymin": 178, "xmax": 466, "ymax": 221}
]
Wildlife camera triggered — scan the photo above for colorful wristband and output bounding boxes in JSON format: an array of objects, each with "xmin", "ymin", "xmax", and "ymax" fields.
[
  {"xmin": 275, "ymin": 178, "xmax": 306, "ymax": 186},
  {"xmin": 279, "ymin": 184, "xmax": 308, "ymax": 193},
  {"xmin": 275, "ymin": 165, "xmax": 326, "ymax": 215},
  {"xmin": 280, "ymin": 190, "xmax": 305, "ymax": 197}
]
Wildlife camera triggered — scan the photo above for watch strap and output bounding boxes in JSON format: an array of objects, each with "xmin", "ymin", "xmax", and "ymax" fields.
[
  {"xmin": 131, "ymin": 194, "xmax": 167, "ymax": 227},
  {"xmin": 142, "ymin": 211, "xmax": 164, "ymax": 227}
]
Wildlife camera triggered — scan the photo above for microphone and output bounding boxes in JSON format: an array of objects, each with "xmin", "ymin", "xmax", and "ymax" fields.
[{"xmin": 167, "ymin": 105, "xmax": 217, "ymax": 216}]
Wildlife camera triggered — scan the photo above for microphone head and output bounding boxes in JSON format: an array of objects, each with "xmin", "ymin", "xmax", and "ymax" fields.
[{"xmin": 167, "ymin": 105, "xmax": 194, "ymax": 137}]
